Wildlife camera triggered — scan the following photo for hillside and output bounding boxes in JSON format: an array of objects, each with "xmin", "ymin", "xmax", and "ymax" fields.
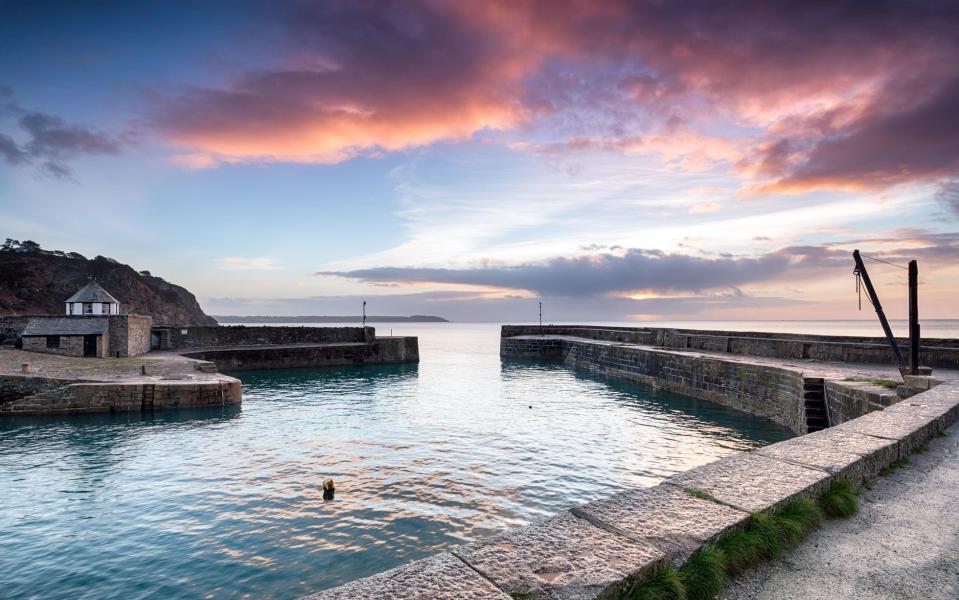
[{"xmin": 0, "ymin": 239, "xmax": 216, "ymax": 326}]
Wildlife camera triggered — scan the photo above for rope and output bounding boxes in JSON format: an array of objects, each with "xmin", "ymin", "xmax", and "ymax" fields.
[
  {"xmin": 860, "ymin": 254, "xmax": 908, "ymax": 270},
  {"xmin": 853, "ymin": 270, "xmax": 862, "ymax": 312}
]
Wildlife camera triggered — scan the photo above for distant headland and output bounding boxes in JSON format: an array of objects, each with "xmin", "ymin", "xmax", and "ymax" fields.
[{"xmin": 213, "ymin": 315, "xmax": 450, "ymax": 323}]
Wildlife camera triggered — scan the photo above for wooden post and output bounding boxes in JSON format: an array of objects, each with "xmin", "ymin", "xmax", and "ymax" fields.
[
  {"xmin": 909, "ymin": 259, "xmax": 919, "ymax": 374},
  {"xmin": 852, "ymin": 250, "xmax": 905, "ymax": 367}
]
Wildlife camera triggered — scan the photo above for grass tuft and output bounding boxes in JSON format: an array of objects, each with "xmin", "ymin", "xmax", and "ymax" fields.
[
  {"xmin": 714, "ymin": 529, "xmax": 763, "ymax": 575},
  {"xmin": 870, "ymin": 378, "xmax": 901, "ymax": 389},
  {"xmin": 878, "ymin": 457, "xmax": 909, "ymax": 476},
  {"xmin": 679, "ymin": 546, "xmax": 727, "ymax": 600},
  {"xmin": 780, "ymin": 497, "xmax": 824, "ymax": 529},
  {"xmin": 748, "ymin": 511, "xmax": 786, "ymax": 559},
  {"xmin": 687, "ymin": 488, "xmax": 717, "ymax": 502},
  {"xmin": 914, "ymin": 443, "xmax": 929, "ymax": 454},
  {"xmin": 510, "ymin": 593, "xmax": 536, "ymax": 600},
  {"xmin": 616, "ymin": 566, "xmax": 684, "ymax": 600},
  {"xmin": 818, "ymin": 480, "xmax": 858, "ymax": 518}
]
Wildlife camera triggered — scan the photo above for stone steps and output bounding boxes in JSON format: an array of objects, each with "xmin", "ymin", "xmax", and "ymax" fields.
[{"xmin": 803, "ymin": 377, "xmax": 830, "ymax": 433}]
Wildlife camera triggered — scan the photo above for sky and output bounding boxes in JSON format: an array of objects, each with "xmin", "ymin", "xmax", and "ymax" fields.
[{"xmin": 1, "ymin": 0, "xmax": 958, "ymax": 322}]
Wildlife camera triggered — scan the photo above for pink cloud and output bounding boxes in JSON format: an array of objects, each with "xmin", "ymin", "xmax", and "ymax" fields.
[{"xmin": 144, "ymin": 0, "xmax": 959, "ymax": 193}]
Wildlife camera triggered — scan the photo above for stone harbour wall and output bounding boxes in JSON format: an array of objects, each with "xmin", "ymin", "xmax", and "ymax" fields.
[
  {"xmin": 0, "ymin": 377, "xmax": 241, "ymax": 415},
  {"xmin": 565, "ymin": 338, "xmax": 808, "ymax": 434},
  {"xmin": 156, "ymin": 325, "xmax": 375, "ymax": 350},
  {"xmin": 0, "ymin": 316, "xmax": 30, "ymax": 346},
  {"xmin": 182, "ymin": 336, "xmax": 419, "ymax": 371},
  {"xmin": 501, "ymin": 325, "xmax": 959, "ymax": 369},
  {"xmin": 501, "ymin": 325, "xmax": 657, "ymax": 345},
  {"xmin": 824, "ymin": 380, "xmax": 900, "ymax": 426},
  {"xmin": 0, "ymin": 374, "xmax": 85, "ymax": 402}
]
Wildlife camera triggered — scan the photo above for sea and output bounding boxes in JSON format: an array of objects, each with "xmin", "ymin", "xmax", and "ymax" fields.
[{"xmin": 0, "ymin": 319, "xmax": 954, "ymax": 599}]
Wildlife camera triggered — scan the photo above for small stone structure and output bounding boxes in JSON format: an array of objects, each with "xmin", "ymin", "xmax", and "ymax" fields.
[
  {"xmin": 20, "ymin": 314, "xmax": 152, "ymax": 358},
  {"xmin": 15, "ymin": 281, "xmax": 152, "ymax": 358}
]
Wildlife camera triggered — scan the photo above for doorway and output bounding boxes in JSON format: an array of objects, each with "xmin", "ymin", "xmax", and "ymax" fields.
[{"xmin": 83, "ymin": 335, "xmax": 98, "ymax": 357}]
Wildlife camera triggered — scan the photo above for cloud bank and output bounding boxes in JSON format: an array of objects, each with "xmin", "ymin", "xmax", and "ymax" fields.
[
  {"xmin": 322, "ymin": 233, "xmax": 959, "ymax": 298},
  {"xmin": 145, "ymin": 0, "xmax": 959, "ymax": 193}
]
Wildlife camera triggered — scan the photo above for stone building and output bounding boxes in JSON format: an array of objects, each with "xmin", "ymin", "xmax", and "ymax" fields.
[{"xmin": 19, "ymin": 282, "xmax": 152, "ymax": 358}]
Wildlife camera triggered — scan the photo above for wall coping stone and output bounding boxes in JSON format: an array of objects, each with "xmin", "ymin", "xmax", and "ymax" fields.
[
  {"xmin": 452, "ymin": 511, "xmax": 665, "ymax": 600},
  {"xmin": 666, "ymin": 452, "xmax": 832, "ymax": 513},
  {"xmin": 755, "ymin": 436, "xmax": 869, "ymax": 481},
  {"xmin": 571, "ymin": 484, "xmax": 749, "ymax": 564},
  {"xmin": 302, "ymin": 552, "xmax": 510, "ymax": 600}
]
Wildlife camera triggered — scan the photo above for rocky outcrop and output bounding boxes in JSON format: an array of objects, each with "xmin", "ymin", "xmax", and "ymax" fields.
[{"xmin": 0, "ymin": 241, "xmax": 216, "ymax": 326}]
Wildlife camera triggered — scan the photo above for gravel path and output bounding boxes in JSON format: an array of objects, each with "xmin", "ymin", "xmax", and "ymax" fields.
[
  {"xmin": 721, "ymin": 427, "xmax": 959, "ymax": 599},
  {"xmin": 0, "ymin": 347, "xmax": 219, "ymax": 381}
]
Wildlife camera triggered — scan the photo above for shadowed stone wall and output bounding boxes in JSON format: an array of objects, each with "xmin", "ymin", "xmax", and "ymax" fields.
[
  {"xmin": 21, "ymin": 334, "xmax": 91, "ymax": 357},
  {"xmin": 182, "ymin": 336, "xmax": 419, "ymax": 371},
  {"xmin": 0, "ymin": 316, "xmax": 30, "ymax": 346},
  {"xmin": 0, "ymin": 374, "xmax": 85, "ymax": 402},
  {"xmin": 501, "ymin": 325, "xmax": 959, "ymax": 369},
  {"xmin": 558, "ymin": 338, "xmax": 806, "ymax": 434},
  {"xmin": 824, "ymin": 380, "xmax": 899, "ymax": 425},
  {"xmin": 157, "ymin": 325, "xmax": 375, "ymax": 350},
  {"xmin": 0, "ymin": 378, "xmax": 241, "ymax": 415}
]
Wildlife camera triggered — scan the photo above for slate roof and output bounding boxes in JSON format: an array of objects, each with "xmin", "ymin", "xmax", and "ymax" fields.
[
  {"xmin": 66, "ymin": 281, "xmax": 120, "ymax": 304},
  {"xmin": 22, "ymin": 317, "xmax": 109, "ymax": 336}
]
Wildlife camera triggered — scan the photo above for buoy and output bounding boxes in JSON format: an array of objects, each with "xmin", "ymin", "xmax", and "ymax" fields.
[{"xmin": 322, "ymin": 478, "xmax": 335, "ymax": 501}]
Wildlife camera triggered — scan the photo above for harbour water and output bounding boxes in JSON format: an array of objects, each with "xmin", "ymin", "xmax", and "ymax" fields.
[{"xmin": 0, "ymin": 322, "xmax": 827, "ymax": 599}]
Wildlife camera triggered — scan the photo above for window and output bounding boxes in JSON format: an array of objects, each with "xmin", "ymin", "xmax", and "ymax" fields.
[
  {"xmin": 102, "ymin": 303, "xmax": 112, "ymax": 315},
  {"xmin": 46, "ymin": 335, "xmax": 60, "ymax": 348},
  {"xmin": 83, "ymin": 303, "xmax": 93, "ymax": 314}
]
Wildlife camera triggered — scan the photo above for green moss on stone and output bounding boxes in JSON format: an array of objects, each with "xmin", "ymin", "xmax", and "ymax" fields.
[
  {"xmin": 879, "ymin": 457, "xmax": 909, "ymax": 476},
  {"xmin": 687, "ymin": 488, "xmax": 717, "ymax": 502}
]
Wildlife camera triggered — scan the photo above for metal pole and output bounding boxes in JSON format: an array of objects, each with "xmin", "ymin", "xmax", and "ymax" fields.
[
  {"xmin": 908, "ymin": 260, "xmax": 919, "ymax": 374},
  {"xmin": 362, "ymin": 300, "xmax": 366, "ymax": 328},
  {"xmin": 538, "ymin": 301, "xmax": 542, "ymax": 328},
  {"xmin": 852, "ymin": 250, "xmax": 905, "ymax": 367}
]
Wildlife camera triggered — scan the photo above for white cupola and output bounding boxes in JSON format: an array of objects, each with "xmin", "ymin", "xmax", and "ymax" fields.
[{"xmin": 65, "ymin": 280, "xmax": 120, "ymax": 316}]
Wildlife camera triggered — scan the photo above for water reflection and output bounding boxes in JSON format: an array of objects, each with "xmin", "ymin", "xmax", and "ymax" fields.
[{"xmin": 0, "ymin": 325, "xmax": 791, "ymax": 600}]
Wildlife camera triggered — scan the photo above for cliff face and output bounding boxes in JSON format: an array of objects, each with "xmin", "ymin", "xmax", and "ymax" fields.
[{"xmin": 0, "ymin": 247, "xmax": 216, "ymax": 327}]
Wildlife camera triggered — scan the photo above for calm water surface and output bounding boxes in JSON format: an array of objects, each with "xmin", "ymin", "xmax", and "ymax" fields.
[{"xmin": 0, "ymin": 323, "xmax": 793, "ymax": 599}]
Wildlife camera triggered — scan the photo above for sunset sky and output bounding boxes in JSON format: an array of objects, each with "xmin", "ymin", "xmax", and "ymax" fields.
[{"xmin": 1, "ymin": 1, "xmax": 957, "ymax": 322}]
